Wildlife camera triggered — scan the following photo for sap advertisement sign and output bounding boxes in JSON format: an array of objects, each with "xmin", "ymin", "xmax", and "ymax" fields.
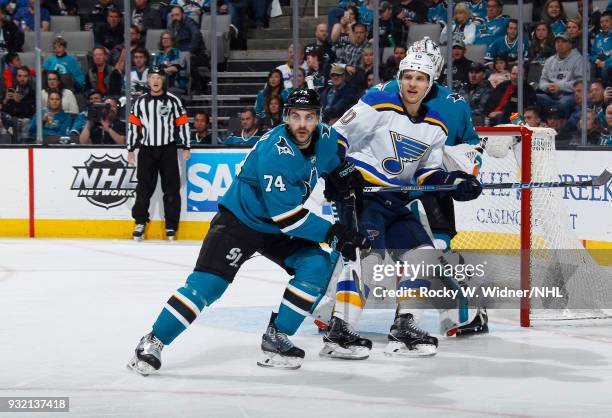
[{"xmin": 186, "ymin": 150, "xmax": 248, "ymax": 212}]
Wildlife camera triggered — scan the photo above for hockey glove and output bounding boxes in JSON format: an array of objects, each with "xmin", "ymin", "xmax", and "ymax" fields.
[
  {"xmin": 325, "ymin": 223, "xmax": 371, "ymax": 261},
  {"xmin": 445, "ymin": 171, "xmax": 483, "ymax": 202},
  {"xmin": 324, "ymin": 161, "xmax": 365, "ymax": 201}
]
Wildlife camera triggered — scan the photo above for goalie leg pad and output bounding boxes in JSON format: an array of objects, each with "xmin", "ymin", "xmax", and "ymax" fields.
[
  {"xmin": 311, "ymin": 251, "xmax": 344, "ymax": 329},
  {"xmin": 333, "ymin": 251, "xmax": 384, "ymax": 327}
]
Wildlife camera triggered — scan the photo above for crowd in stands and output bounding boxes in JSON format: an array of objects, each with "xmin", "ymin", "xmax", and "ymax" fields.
[{"xmin": 0, "ymin": 0, "xmax": 610, "ymax": 146}]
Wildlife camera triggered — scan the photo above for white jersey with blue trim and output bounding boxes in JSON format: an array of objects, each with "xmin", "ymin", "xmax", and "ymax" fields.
[{"xmin": 333, "ymin": 91, "xmax": 448, "ymax": 188}]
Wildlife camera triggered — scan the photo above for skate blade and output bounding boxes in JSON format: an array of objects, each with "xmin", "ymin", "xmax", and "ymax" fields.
[
  {"xmin": 319, "ymin": 342, "xmax": 370, "ymax": 360},
  {"xmin": 257, "ymin": 352, "xmax": 302, "ymax": 370},
  {"xmin": 126, "ymin": 356, "xmax": 156, "ymax": 376},
  {"xmin": 383, "ymin": 341, "xmax": 437, "ymax": 357},
  {"xmin": 133, "ymin": 236, "xmax": 144, "ymax": 242},
  {"xmin": 455, "ymin": 325, "xmax": 489, "ymax": 337}
]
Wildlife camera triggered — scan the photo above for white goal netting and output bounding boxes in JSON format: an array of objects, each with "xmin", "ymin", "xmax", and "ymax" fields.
[{"xmin": 452, "ymin": 127, "xmax": 612, "ymax": 322}]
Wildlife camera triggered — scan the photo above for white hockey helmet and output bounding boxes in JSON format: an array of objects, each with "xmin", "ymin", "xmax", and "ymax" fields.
[
  {"xmin": 408, "ymin": 36, "xmax": 444, "ymax": 79},
  {"xmin": 396, "ymin": 51, "xmax": 437, "ymax": 99}
]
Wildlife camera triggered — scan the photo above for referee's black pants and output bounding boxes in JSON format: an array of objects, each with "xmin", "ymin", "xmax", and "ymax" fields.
[{"xmin": 132, "ymin": 143, "xmax": 181, "ymax": 230}]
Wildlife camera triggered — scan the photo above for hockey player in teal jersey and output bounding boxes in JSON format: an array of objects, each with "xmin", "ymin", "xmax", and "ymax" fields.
[{"xmin": 127, "ymin": 89, "xmax": 370, "ymax": 373}]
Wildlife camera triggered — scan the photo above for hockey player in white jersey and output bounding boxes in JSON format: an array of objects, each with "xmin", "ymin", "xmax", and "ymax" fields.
[{"xmin": 321, "ymin": 51, "xmax": 483, "ymax": 358}]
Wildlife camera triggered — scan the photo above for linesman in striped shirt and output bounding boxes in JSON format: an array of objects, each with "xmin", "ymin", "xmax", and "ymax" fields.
[{"xmin": 127, "ymin": 66, "xmax": 191, "ymax": 241}]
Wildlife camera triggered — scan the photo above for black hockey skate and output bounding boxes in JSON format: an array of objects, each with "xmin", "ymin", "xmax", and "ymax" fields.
[
  {"xmin": 165, "ymin": 228, "xmax": 176, "ymax": 241},
  {"xmin": 319, "ymin": 316, "xmax": 372, "ymax": 360},
  {"xmin": 127, "ymin": 332, "xmax": 164, "ymax": 376},
  {"xmin": 133, "ymin": 224, "xmax": 145, "ymax": 241},
  {"xmin": 455, "ymin": 309, "xmax": 489, "ymax": 337},
  {"xmin": 385, "ymin": 313, "xmax": 438, "ymax": 357},
  {"xmin": 257, "ymin": 313, "xmax": 305, "ymax": 370}
]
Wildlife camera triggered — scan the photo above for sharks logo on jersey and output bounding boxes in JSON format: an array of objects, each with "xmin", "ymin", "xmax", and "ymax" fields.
[
  {"xmin": 301, "ymin": 166, "xmax": 318, "ymax": 202},
  {"xmin": 275, "ymin": 137, "xmax": 295, "ymax": 156},
  {"xmin": 320, "ymin": 124, "xmax": 331, "ymax": 140},
  {"xmin": 382, "ymin": 131, "xmax": 430, "ymax": 175},
  {"xmin": 446, "ymin": 93, "xmax": 465, "ymax": 103}
]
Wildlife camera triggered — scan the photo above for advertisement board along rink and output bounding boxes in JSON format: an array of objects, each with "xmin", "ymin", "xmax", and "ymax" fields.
[{"xmin": 0, "ymin": 147, "xmax": 610, "ymax": 250}]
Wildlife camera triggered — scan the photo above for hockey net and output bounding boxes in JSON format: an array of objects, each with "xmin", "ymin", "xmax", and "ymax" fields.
[{"xmin": 451, "ymin": 126, "xmax": 612, "ymax": 326}]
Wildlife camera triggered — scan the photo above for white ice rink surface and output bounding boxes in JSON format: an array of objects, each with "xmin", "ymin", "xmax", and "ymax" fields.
[{"xmin": 2, "ymin": 239, "xmax": 612, "ymax": 418}]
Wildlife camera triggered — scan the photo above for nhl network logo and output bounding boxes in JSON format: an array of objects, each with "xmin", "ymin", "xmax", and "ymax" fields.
[{"xmin": 71, "ymin": 154, "xmax": 137, "ymax": 209}]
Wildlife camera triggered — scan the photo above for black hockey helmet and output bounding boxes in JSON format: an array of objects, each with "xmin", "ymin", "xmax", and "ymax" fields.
[
  {"xmin": 283, "ymin": 88, "xmax": 321, "ymax": 125},
  {"xmin": 284, "ymin": 88, "xmax": 321, "ymax": 111}
]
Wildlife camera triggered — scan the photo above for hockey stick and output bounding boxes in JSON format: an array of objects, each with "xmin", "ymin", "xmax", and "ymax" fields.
[
  {"xmin": 330, "ymin": 192, "xmax": 366, "ymax": 303},
  {"xmin": 363, "ymin": 170, "xmax": 612, "ymax": 193}
]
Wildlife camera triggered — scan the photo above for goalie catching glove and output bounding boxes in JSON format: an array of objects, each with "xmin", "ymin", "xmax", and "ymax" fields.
[
  {"xmin": 325, "ymin": 223, "xmax": 370, "ymax": 261},
  {"xmin": 324, "ymin": 161, "xmax": 365, "ymax": 201}
]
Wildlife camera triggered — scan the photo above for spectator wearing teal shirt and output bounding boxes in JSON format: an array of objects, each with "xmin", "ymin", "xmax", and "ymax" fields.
[
  {"xmin": 357, "ymin": 0, "xmax": 374, "ymax": 32},
  {"xmin": 484, "ymin": 19, "xmax": 528, "ymax": 69},
  {"xmin": 254, "ymin": 69, "xmax": 284, "ymax": 119},
  {"xmin": 591, "ymin": 11, "xmax": 612, "ymax": 85},
  {"xmin": 42, "ymin": 37, "xmax": 85, "ymax": 91},
  {"xmin": 153, "ymin": 31, "xmax": 188, "ymax": 93},
  {"xmin": 468, "ymin": 0, "xmax": 487, "ymax": 21},
  {"xmin": 190, "ymin": 112, "xmax": 212, "ymax": 144},
  {"xmin": 541, "ymin": 0, "xmax": 567, "ymax": 35},
  {"xmin": 427, "ymin": 0, "xmax": 447, "ymax": 24},
  {"xmin": 224, "ymin": 108, "xmax": 261, "ymax": 146},
  {"xmin": 474, "ymin": 0, "xmax": 508, "ymax": 45},
  {"xmin": 29, "ymin": 91, "xmax": 72, "ymax": 141}
]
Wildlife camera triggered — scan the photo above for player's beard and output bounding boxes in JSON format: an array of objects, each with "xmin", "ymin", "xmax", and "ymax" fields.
[{"xmin": 293, "ymin": 130, "xmax": 313, "ymax": 149}]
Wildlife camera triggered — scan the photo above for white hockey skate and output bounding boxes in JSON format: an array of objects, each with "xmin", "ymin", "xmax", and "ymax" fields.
[
  {"xmin": 257, "ymin": 313, "xmax": 305, "ymax": 370},
  {"xmin": 384, "ymin": 313, "xmax": 438, "ymax": 357},
  {"xmin": 127, "ymin": 332, "xmax": 164, "ymax": 376},
  {"xmin": 319, "ymin": 316, "xmax": 372, "ymax": 360}
]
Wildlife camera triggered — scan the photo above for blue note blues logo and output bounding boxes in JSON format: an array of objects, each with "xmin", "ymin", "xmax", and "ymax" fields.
[{"xmin": 382, "ymin": 131, "xmax": 430, "ymax": 175}]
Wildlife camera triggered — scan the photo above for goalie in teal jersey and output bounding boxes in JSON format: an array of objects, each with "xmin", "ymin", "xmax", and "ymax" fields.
[{"xmin": 127, "ymin": 89, "xmax": 370, "ymax": 373}]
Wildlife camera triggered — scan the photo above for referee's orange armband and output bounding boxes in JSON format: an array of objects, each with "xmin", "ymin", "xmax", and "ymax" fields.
[{"xmin": 175, "ymin": 114, "xmax": 189, "ymax": 126}]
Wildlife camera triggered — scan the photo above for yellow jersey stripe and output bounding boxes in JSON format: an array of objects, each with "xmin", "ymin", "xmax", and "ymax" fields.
[
  {"xmin": 424, "ymin": 117, "xmax": 448, "ymax": 135},
  {"xmin": 357, "ymin": 167, "xmax": 395, "ymax": 187},
  {"xmin": 372, "ymin": 103, "xmax": 404, "ymax": 113},
  {"xmin": 417, "ymin": 169, "xmax": 441, "ymax": 185},
  {"xmin": 336, "ymin": 291, "xmax": 365, "ymax": 308}
]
